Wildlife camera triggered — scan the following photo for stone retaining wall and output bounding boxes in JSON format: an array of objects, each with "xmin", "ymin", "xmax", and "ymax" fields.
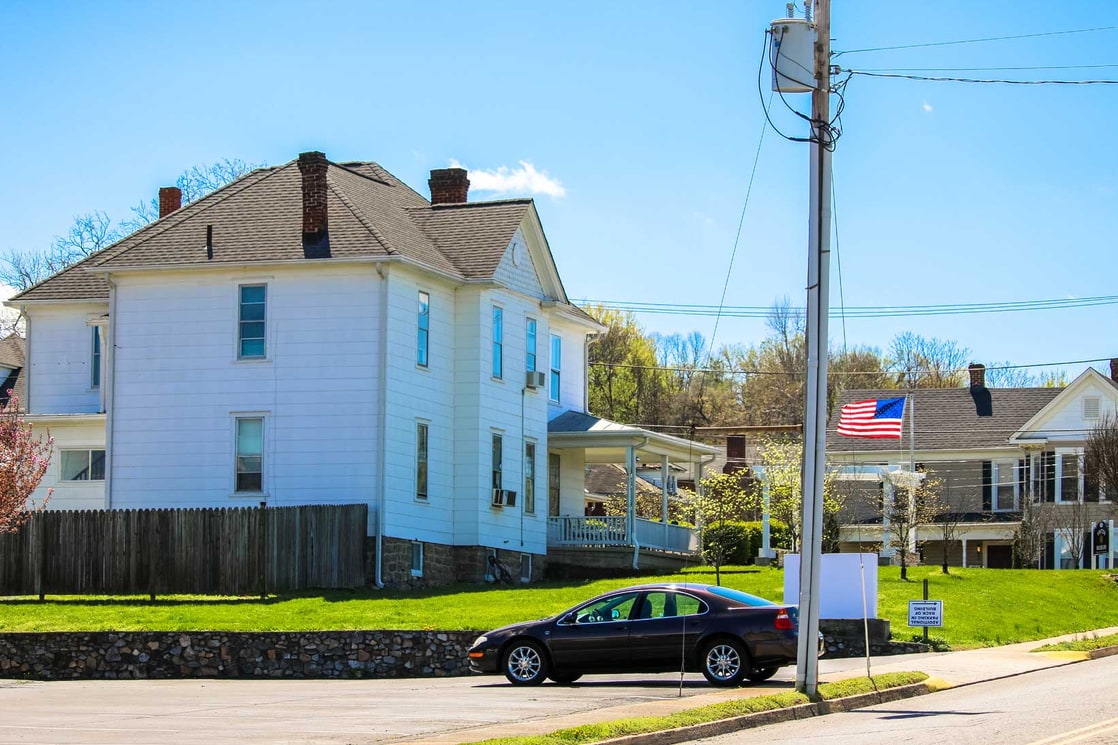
[
  {"xmin": 0, "ymin": 623, "xmax": 928, "ymax": 680},
  {"xmin": 0, "ymin": 630, "xmax": 477, "ymax": 681}
]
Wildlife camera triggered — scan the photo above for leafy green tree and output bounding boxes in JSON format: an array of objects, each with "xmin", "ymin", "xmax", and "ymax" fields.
[
  {"xmin": 689, "ymin": 471, "xmax": 759, "ymax": 584},
  {"xmin": 753, "ymin": 436, "xmax": 842, "ymax": 554}
]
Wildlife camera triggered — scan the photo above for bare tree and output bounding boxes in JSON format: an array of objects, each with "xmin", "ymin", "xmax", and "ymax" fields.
[
  {"xmin": 1052, "ymin": 497, "xmax": 1093, "ymax": 569},
  {"xmin": 1086, "ymin": 414, "xmax": 1118, "ymax": 506},
  {"xmin": 925, "ymin": 477, "xmax": 974, "ymax": 573},
  {"xmin": 888, "ymin": 332, "xmax": 969, "ymax": 389},
  {"xmin": 880, "ymin": 469, "xmax": 942, "ymax": 580},
  {"xmin": 1013, "ymin": 492, "xmax": 1051, "ymax": 568},
  {"xmin": 2, "ymin": 158, "xmax": 257, "ymax": 291}
]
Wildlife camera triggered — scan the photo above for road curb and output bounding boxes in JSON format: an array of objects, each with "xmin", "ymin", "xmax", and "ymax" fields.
[{"xmin": 592, "ymin": 682, "xmax": 930, "ymax": 745}]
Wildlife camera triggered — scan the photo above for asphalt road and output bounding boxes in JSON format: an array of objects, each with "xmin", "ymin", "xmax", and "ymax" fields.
[{"xmin": 693, "ymin": 654, "xmax": 1118, "ymax": 745}]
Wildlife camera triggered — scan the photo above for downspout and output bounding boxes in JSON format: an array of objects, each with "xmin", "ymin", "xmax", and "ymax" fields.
[
  {"xmin": 104, "ymin": 277, "xmax": 117, "ymax": 509},
  {"xmin": 373, "ymin": 264, "xmax": 389, "ymax": 588},
  {"xmin": 628, "ymin": 436, "xmax": 648, "ymax": 569}
]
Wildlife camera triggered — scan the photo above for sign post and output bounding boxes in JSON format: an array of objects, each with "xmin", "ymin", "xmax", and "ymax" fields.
[
  {"xmin": 1093, "ymin": 521, "xmax": 1110, "ymax": 570},
  {"xmin": 908, "ymin": 578, "xmax": 943, "ymax": 643}
]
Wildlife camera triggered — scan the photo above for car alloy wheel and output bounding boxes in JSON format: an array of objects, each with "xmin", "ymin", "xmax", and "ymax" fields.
[
  {"xmin": 701, "ymin": 638, "xmax": 748, "ymax": 686},
  {"xmin": 503, "ymin": 641, "xmax": 548, "ymax": 686}
]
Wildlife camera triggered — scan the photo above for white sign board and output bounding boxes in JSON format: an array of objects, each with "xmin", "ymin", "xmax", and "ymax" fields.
[
  {"xmin": 783, "ymin": 554, "xmax": 879, "ymax": 619},
  {"xmin": 908, "ymin": 600, "xmax": 943, "ymax": 627}
]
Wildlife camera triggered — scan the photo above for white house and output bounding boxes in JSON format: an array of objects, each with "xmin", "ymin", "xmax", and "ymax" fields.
[
  {"xmin": 828, "ymin": 363, "xmax": 1118, "ymax": 570},
  {"xmin": 10, "ymin": 152, "xmax": 717, "ymax": 586}
]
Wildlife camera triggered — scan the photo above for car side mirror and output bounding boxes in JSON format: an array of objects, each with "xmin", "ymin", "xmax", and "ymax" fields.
[{"xmin": 560, "ymin": 612, "xmax": 576, "ymax": 625}]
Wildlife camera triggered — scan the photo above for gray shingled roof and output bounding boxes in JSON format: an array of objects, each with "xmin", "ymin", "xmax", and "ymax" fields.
[
  {"xmin": 11, "ymin": 157, "xmax": 561, "ymax": 304},
  {"xmin": 827, "ymin": 386, "xmax": 1062, "ymax": 453}
]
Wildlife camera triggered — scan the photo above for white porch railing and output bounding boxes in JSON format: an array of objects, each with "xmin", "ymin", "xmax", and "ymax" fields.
[{"xmin": 548, "ymin": 516, "xmax": 699, "ymax": 554}]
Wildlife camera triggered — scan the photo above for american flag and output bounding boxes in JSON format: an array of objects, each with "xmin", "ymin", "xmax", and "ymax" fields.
[{"xmin": 836, "ymin": 397, "xmax": 906, "ymax": 439}]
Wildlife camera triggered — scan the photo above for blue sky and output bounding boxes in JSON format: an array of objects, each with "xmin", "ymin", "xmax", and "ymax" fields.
[{"xmin": 2, "ymin": 1, "xmax": 1116, "ymax": 381}]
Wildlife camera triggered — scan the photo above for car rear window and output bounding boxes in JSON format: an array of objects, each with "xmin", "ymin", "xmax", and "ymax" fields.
[{"xmin": 706, "ymin": 586, "xmax": 777, "ymax": 607}]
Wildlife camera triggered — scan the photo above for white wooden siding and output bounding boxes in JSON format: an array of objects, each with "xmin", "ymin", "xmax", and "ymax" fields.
[
  {"xmin": 492, "ymin": 229, "xmax": 546, "ymax": 299},
  {"xmin": 26, "ymin": 304, "xmax": 107, "ymax": 414},
  {"xmin": 26, "ymin": 417, "xmax": 106, "ymax": 509},
  {"xmin": 109, "ymin": 266, "xmax": 380, "ymax": 509}
]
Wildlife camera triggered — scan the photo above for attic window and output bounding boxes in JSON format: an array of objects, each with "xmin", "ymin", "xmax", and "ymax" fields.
[{"xmin": 1084, "ymin": 396, "xmax": 1101, "ymax": 420}]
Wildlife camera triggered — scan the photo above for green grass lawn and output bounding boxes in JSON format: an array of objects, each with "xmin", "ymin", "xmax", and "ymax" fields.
[{"xmin": 2, "ymin": 565, "xmax": 1116, "ymax": 650}]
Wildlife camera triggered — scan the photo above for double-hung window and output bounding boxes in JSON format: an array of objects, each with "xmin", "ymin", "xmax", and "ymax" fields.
[
  {"xmin": 524, "ymin": 441, "xmax": 536, "ymax": 514},
  {"xmin": 492, "ymin": 433, "xmax": 503, "ymax": 492},
  {"xmin": 526, "ymin": 319, "xmax": 537, "ymax": 373},
  {"xmin": 61, "ymin": 449, "xmax": 105, "ymax": 481},
  {"xmin": 417, "ymin": 291, "xmax": 430, "ymax": 367},
  {"xmin": 416, "ymin": 422, "xmax": 429, "ymax": 500},
  {"xmin": 238, "ymin": 285, "xmax": 267, "ymax": 359},
  {"xmin": 90, "ymin": 328, "xmax": 101, "ymax": 389},
  {"xmin": 549, "ymin": 334, "xmax": 561, "ymax": 401},
  {"xmin": 235, "ymin": 417, "xmax": 264, "ymax": 493},
  {"xmin": 492, "ymin": 306, "xmax": 503, "ymax": 379}
]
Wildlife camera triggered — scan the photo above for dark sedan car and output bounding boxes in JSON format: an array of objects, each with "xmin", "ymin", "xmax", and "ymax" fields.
[{"xmin": 467, "ymin": 583, "xmax": 814, "ymax": 686}]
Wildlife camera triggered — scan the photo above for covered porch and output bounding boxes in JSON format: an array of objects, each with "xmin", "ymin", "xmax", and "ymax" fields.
[{"xmin": 546, "ymin": 411, "xmax": 720, "ymax": 569}]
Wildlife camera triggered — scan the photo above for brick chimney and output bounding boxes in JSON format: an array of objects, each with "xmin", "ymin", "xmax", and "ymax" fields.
[
  {"xmin": 158, "ymin": 187, "xmax": 182, "ymax": 218},
  {"xmin": 968, "ymin": 362, "xmax": 986, "ymax": 389},
  {"xmin": 428, "ymin": 168, "xmax": 469, "ymax": 205},
  {"xmin": 1111, "ymin": 358, "xmax": 1118, "ymax": 384},
  {"xmin": 298, "ymin": 151, "xmax": 329, "ymax": 235}
]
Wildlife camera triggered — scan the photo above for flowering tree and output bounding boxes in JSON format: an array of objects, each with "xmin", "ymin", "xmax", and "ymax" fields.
[
  {"xmin": 754, "ymin": 437, "xmax": 843, "ymax": 553},
  {"xmin": 690, "ymin": 471, "xmax": 759, "ymax": 585},
  {"xmin": 0, "ymin": 395, "xmax": 52, "ymax": 533}
]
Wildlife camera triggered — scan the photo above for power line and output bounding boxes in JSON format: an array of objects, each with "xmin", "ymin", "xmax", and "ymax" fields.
[
  {"xmin": 575, "ymin": 294, "xmax": 1118, "ymax": 319},
  {"xmin": 842, "ymin": 70, "xmax": 1118, "ymax": 85},
  {"xmin": 857, "ymin": 63, "xmax": 1118, "ymax": 73},
  {"xmin": 834, "ymin": 25, "xmax": 1118, "ymax": 57},
  {"xmin": 590, "ymin": 356, "xmax": 1109, "ymax": 377}
]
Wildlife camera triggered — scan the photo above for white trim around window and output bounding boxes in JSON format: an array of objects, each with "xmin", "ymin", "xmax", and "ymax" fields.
[
  {"xmin": 233, "ymin": 413, "xmax": 267, "ymax": 496},
  {"xmin": 237, "ymin": 283, "xmax": 268, "ymax": 361},
  {"xmin": 416, "ymin": 420, "xmax": 429, "ymax": 501}
]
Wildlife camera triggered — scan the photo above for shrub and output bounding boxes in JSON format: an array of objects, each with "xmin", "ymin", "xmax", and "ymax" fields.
[
  {"xmin": 740, "ymin": 519, "xmax": 792, "ymax": 552},
  {"xmin": 702, "ymin": 522, "xmax": 753, "ymax": 565}
]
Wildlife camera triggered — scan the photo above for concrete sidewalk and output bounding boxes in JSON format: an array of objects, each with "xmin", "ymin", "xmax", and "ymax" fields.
[{"xmin": 406, "ymin": 626, "xmax": 1118, "ymax": 745}]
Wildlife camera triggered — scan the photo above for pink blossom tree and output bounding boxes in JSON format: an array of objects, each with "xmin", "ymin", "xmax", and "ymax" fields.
[{"xmin": 0, "ymin": 394, "xmax": 52, "ymax": 533}]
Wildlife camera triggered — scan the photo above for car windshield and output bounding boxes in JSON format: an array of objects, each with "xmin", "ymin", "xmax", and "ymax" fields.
[{"xmin": 706, "ymin": 586, "xmax": 776, "ymax": 607}]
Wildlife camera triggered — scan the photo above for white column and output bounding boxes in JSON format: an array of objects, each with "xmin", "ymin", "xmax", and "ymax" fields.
[
  {"xmin": 961, "ymin": 538, "xmax": 968, "ymax": 568},
  {"xmin": 760, "ymin": 480, "xmax": 774, "ymax": 560},
  {"xmin": 881, "ymin": 478, "xmax": 895, "ymax": 559}
]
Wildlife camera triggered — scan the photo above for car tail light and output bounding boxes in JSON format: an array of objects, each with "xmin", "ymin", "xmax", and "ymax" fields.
[{"xmin": 774, "ymin": 608, "xmax": 795, "ymax": 630}]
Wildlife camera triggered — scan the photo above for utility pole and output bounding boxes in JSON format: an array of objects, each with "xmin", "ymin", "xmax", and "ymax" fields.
[{"xmin": 795, "ymin": 0, "xmax": 832, "ymax": 697}]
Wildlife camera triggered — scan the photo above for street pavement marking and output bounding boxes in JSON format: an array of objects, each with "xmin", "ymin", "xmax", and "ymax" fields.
[{"xmin": 1026, "ymin": 715, "xmax": 1118, "ymax": 744}]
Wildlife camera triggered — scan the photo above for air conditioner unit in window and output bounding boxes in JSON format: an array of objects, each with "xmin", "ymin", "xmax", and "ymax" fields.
[
  {"xmin": 526, "ymin": 370, "xmax": 547, "ymax": 388},
  {"xmin": 503, "ymin": 489, "xmax": 517, "ymax": 507},
  {"xmin": 492, "ymin": 488, "xmax": 506, "ymax": 507}
]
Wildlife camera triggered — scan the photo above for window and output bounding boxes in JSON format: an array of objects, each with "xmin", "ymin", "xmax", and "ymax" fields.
[
  {"xmin": 549, "ymin": 334, "xmax": 561, "ymax": 401},
  {"xmin": 238, "ymin": 285, "xmax": 266, "ymax": 359},
  {"xmin": 519, "ymin": 553, "xmax": 532, "ymax": 583},
  {"xmin": 235, "ymin": 417, "xmax": 264, "ymax": 493},
  {"xmin": 993, "ymin": 461, "xmax": 1016, "ymax": 511},
  {"xmin": 411, "ymin": 542, "xmax": 424, "ymax": 577},
  {"xmin": 526, "ymin": 319, "xmax": 537, "ymax": 372},
  {"xmin": 548, "ymin": 453, "xmax": 560, "ymax": 517},
  {"xmin": 416, "ymin": 422, "xmax": 429, "ymax": 499},
  {"xmin": 491, "ymin": 433, "xmax": 503, "ymax": 492},
  {"xmin": 61, "ymin": 449, "xmax": 105, "ymax": 481},
  {"xmin": 417, "ymin": 291, "xmax": 430, "ymax": 367},
  {"xmin": 492, "ymin": 306, "xmax": 503, "ymax": 379},
  {"xmin": 1059, "ymin": 452, "xmax": 1080, "ymax": 502},
  {"xmin": 524, "ymin": 441, "xmax": 536, "ymax": 514},
  {"xmin": 90, "ymin": 328, "xmax": 101, "ymax": 389}
]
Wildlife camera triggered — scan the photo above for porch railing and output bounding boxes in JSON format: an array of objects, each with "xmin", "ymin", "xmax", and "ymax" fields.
[{"xmin": 548, "ymin": 516, "xmax": 699, "ymax": 554}]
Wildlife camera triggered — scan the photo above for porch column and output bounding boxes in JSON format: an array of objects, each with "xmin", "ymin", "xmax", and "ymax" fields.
[
  {"xmin": 627, "ymin": 445, "xmax": 637, "ymax": 568},
  {"xmin": 661, "ymin": 455, "xmax": 670, "ymax": 547},
  {"xmin": 881, "ymin": 477, "xmax": 895, "ymax": 559},
  {"xmin": 961, "ymin": 538, "xmax": 968, "ymax": 568},
  {"xmin": 760, "ymin": 480, "xmax": 774, "ymax": 560}
]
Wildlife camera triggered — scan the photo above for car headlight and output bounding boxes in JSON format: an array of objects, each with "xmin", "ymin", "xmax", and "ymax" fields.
[{"xmin": 471, "ymin": 635, "xmax": 488, "ymax": 648}]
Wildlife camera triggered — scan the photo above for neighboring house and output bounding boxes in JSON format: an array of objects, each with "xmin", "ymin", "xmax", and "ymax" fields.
[
  {"xmin": 0, "ymin": 334, "xmax": 26, "ymax": 407},
  {"xmin": 8, "ymin": 151, "xmax": 716, "ymax": 586},
  {"xmin": 828, "ymin": 363, "xmax": 1118, "ymax": 570}
]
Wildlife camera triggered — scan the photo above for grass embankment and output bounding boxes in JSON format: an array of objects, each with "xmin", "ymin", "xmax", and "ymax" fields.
[
  {"xmin": 1033, "ymin": 632, "xmax": 1118, "ymax": 652},
  {"xmin": 464, "ymin": 672, "xmax": 928, "ymax": 745},
  {"xmin": 2, "ymin": 566, "xmax": 1116, "ymax": 650}
]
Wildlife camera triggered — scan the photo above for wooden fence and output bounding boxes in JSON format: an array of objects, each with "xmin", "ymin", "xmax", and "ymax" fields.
[{"xmin": 0, "ymin": 504, "xmax": 368, "ymax": 595}]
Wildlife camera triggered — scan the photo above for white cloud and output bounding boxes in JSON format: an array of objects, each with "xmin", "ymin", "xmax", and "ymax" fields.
[
  {"xmin": 922, "ymin": 101, "xmax": 934, "ymax": 113},
  {"xmin": 449, "ymin": 159, "xmax": 566, "ymax": 198}
]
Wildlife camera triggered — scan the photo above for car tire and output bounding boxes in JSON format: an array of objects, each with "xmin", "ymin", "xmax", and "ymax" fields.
[
  {"xmin": 745, "ymin": 666, "xmax": 778, "ymax": 683},
  {"xmin": 548, "ymin": 672, "xmax": 582, "ymax": 684},
  {"xmin": 700, "ymin": 638, "xmax": 748, "ymax": 687},
  {"xmin": 503, "ymin": 640, "xmax": 549, "ymax": 686}
]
